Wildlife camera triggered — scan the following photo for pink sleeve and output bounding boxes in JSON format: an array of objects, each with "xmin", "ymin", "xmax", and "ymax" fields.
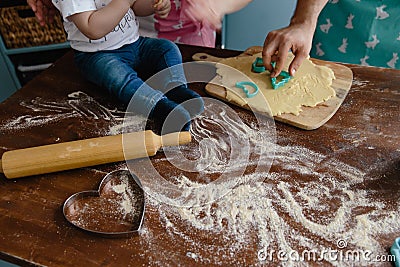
[{"xmin": 179, "ymin": 0, "xmax": 191, "ymax": 21}]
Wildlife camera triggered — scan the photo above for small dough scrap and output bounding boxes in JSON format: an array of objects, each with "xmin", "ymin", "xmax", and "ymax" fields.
[{"xmin": 215, "ymin": 53, "xmax": 336, "ymax": 116}]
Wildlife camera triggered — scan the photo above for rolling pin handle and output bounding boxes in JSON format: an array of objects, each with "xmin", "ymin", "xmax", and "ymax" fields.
[
  {"xmin": 160, "ymin": 131, "xmax": 191, "ymax": 147},
  {"xmin": 0, "ymin": 130, "xmax": 192, "ymax": 179}
]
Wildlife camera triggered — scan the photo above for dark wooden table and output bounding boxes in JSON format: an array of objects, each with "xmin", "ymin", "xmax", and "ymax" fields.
[{"xmin": 0, "ymin": 44, "xmax": 399, "ymax": 266}]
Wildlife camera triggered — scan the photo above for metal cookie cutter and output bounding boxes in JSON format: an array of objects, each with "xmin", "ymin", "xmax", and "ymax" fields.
[
  {"xmin": 235, "ymin": 81, "xmax": 259, "ymax": 98},
  {"xmin": 270, "ymin": 62, "xmax": 292, "ymax": 90},
  {"xmin": 252, "ymin": 57, "xmax": 266, "ymax": 73},
  {"xmin": 63, "ymin": 169, "xmax": 145, "ymax": 237}
]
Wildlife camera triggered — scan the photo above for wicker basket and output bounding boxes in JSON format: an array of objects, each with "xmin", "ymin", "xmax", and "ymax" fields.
[{"xmin": 0, "ymin": 5, "xmax": 67, "ymax": 49}]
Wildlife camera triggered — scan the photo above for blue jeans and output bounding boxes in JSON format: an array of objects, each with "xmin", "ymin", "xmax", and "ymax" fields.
[{"xmin": 74, "ymin": 37, "xmax": 188, "ymax": 115}]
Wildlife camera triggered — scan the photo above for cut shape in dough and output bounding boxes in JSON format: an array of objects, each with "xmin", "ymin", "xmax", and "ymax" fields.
[{"xmin": 215, "ymin": 53, "xmax": 336, "ymax": 116}]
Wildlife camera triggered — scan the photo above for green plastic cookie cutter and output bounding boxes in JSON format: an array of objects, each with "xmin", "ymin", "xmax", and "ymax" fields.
[
  {"xmin": 270, "ymin": 62, "xmax": 292, "ymax": 90},
  {"xmin": 235, "ymin": 81, "xmax": 259, "ymax": 98},
  {"xmin": 252, "ymin": 57, "xmax": 266, "ymax": 73}
]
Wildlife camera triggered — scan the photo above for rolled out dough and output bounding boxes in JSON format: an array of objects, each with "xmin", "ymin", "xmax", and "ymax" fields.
[{"xmin": 215, "ymin": 53, "xmax": 336, "ymax": 116}]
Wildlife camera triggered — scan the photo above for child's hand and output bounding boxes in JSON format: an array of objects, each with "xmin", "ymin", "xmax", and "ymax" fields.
[
  {"xmin": 184, "ymin": 0, "xmax": 251, "ymax": 30},
  {"xmin": 184, "ymin": 0, "xmax": 223, "ymax": 30},
  {"xmin": 153, "ymin": 0, "xmax": 171, "ymax": 18}
]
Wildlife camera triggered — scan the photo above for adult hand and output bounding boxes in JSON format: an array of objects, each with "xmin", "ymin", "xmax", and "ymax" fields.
[
  {"xmin": 262, "ymin": 23, "xmax": 315, "ymax": 77},
  {"xmin": 263, "ymin": 0, "xmax": 328, "ymax": 77},
  {"xmin": 27, "ymin": 0, "xmax": 57, "ymax": 26},
  {"xmin": 153, "ymin": 0, "xmax": 171, "ymax": 19}
]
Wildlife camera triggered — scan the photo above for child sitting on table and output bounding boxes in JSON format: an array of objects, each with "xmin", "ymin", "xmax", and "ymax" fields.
[
  {"xmin": 29, "ymin": 0, "xmax": 252, "ymax": 48},
  {"xmin": 51, "ymin": 0, "xmax": 204, "ymax": 133}
]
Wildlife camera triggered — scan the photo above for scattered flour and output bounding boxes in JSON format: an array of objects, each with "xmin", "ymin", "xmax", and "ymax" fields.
[
  {"xmin": 0, "ymin": 91, "xmax": 145, "ymax": 135},
  {"xmin": 135, "ymin": 102, "xmax": 399, "ymax": 266},
  {"xmin": 1, "ymin": 91, "xmax": 398, "ymax": 265},
  {"xmin": 351, "ymin": 79, "xmax": 369, "ymax": 88},
  {"xmin": 111, "ymin": 174, "xmax": 139, "ymax": 217}
]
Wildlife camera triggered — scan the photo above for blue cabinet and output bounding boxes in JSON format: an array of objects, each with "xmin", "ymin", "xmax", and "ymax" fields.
[
  {"xmin": 0, "ymin": 34, "xmax": 70, "ymax": 102},
  {"xmin": 0, "ymin": 42, "xmax": 18, "ymax": 102},
  {"xmin": 222, "ymin": 0, "xmax": 297, "ymax": 51},
  {"xmin": 0, "ymin": 2, "xmax": 70, "ymax": 103}
]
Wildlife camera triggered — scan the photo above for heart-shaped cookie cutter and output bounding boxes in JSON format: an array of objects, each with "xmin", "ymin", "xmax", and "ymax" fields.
[
  {"xmin": 235, "ymin": 81, "xmax": 259, "ymax": 98},
  {"xmin": 63, "ymin": 169, "xmax": 145, "ymax": 237}
]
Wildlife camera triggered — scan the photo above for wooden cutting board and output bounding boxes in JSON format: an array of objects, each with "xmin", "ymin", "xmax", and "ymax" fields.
[{"xmin": 192, "ymin": 46, "xmax": 353, "ymax": 130}]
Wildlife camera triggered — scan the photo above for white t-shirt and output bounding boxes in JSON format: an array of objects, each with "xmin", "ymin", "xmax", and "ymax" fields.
[
  {"xmin": 53, "ymin": 0, "xmax": 140, "ymax": 52},
  {"xmin": 137, "ymin": 15, "xmax": 157, "ymax": 38}
]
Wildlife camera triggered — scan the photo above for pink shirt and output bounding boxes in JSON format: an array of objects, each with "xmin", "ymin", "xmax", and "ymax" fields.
[{"xmin": 154, "ymin": 0, "xmax": 216, "ymax": 48}]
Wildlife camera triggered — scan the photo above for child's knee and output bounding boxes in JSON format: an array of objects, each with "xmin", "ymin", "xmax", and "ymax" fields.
[{"xmin": 160, "ymin": 39, "xmax": 181, "ymax": 55}]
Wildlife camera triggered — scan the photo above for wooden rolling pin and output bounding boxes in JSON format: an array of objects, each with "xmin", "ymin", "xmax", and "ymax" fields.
[{"xmin": 0, "ymin": 130, "xmax": 191, "ymax": 179}]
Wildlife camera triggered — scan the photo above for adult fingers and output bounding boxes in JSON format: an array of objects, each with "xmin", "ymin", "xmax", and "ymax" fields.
[
  {"xmin": 27, "ymin": 0, "xmax": 37, "ymax": 12},
  {"xmin": 288, "ymin": 51, "xmax": 307, "ymax": 76},
  {"xmin": 36, "ymin": 0, "xmax": 46, "ymax": 25},
  {"xmin": 47, "ymin": 8, "xmax": 56, "ymax": 24},
  {"xmin": 263, "ymin": 30, "xmax": 291, "ymax": 77},
  {"xmin": 262, "ymin": 32, "xmax": 280, "ymax": 73},
  {"xmin": 272, "ymin": 42, "xmax": 291, "ymax": 77}
]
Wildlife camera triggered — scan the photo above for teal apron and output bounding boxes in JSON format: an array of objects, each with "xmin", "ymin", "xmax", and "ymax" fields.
[{"xmin": 310, "ymin": 0, "xmax": 400, "ymax": 69}]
